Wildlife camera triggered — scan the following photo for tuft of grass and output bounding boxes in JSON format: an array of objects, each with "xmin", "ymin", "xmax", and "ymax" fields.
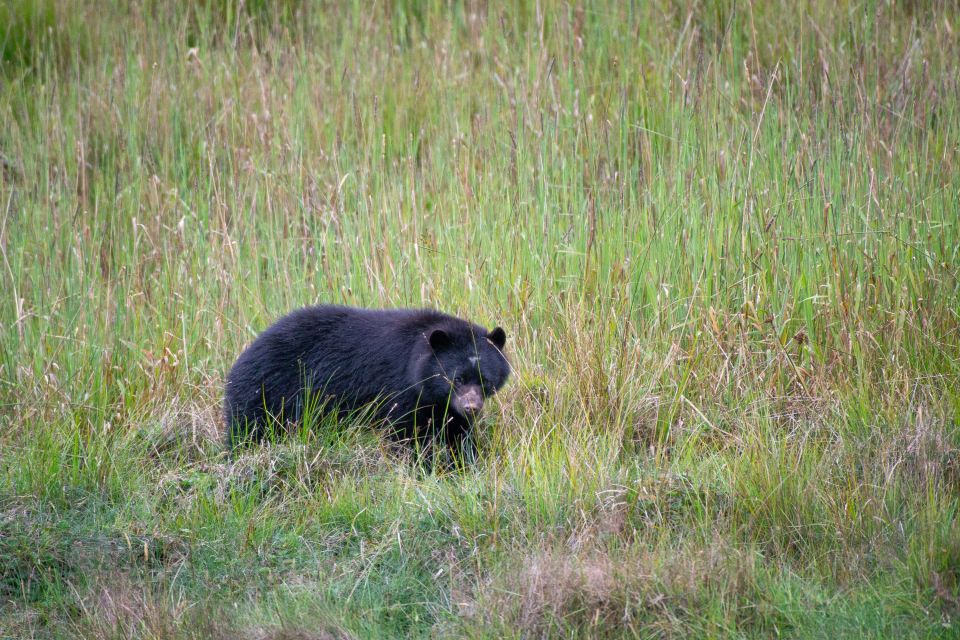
[{"xmin": 1, "ymin": 0, "xmax": 959, "ymax": 637}]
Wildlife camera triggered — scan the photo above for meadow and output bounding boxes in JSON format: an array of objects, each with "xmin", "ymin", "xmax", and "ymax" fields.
[{"xmin": 1, "ymin": 1, "xmax": 959, "ymax": 637}]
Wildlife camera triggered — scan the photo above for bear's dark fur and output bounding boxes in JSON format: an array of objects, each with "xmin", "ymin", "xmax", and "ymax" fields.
[{"xmin": 223, "ymin": 305, "xmax": 510, "ymax": 461}]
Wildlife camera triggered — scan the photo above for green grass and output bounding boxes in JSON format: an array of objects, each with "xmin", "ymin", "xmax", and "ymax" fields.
[{"xmin": 1, "ymin": 0, "xmax": 959, "ymax": 637}]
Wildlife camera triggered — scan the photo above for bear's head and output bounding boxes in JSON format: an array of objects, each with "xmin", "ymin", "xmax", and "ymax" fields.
[{"xmin": 412, "ymin": 323, "xmax": 510, "ymax": 422}]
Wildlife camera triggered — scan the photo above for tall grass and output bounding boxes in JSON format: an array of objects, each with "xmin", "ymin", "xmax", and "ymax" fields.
[{"xmin": 1, "ymin": 1, "xmax": 958, "ymax": 637}]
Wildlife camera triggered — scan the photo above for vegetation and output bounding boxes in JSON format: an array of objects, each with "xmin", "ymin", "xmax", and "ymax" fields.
[{"xmin": 1, "ymin": 1, "xmax": 958, "ymax": 637}]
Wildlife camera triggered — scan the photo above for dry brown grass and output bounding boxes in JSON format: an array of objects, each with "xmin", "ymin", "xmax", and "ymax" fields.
[
  {"xmin": 455, "ymin": 535, "xmax": 764, "ymax": 638},
  {"xmin": 73, "ymin": 573, "xmax": 356, "ymax": 640}
]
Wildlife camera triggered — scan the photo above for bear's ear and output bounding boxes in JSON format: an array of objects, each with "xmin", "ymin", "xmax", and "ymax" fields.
[
  {"xmin": 428, "ymin": 329, "xmax": 451, "ymax": 351},
  {"xmin": 488, "ymin": 327, "xmax": 506, "ymax": 350}
]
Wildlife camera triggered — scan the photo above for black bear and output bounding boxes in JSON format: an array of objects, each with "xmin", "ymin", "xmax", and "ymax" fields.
[{"xmin": 223, "ymin": 305, "xmax": 510, "ymax": 462}]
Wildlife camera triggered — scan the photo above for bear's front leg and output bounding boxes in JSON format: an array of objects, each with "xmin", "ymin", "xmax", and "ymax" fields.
[{"xmin": 443, "ymin": 416, "xmax": 477, "ymax": 469}]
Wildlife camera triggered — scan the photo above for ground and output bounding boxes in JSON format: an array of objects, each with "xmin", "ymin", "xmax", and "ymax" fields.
[{"xmin": 0, "ymin": 1, "xmax": 958, "ymax": 638}]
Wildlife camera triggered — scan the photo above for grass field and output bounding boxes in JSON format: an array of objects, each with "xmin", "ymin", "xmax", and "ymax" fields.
[{"xmin": 1, "ymin": 1, "xmax": 959, "ymax": 637}]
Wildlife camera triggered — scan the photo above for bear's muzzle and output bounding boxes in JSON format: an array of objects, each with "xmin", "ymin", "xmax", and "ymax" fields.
[{"xmin": 452, "ymin": 384, "xmax": 484, "ymax": 418}]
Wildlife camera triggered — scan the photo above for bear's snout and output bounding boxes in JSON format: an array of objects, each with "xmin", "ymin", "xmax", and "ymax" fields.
[{"xmin": 453, "ymin": 385, "xmax": 484, "ymax": 417}]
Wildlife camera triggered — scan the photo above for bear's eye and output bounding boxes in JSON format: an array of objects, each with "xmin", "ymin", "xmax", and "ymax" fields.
[{"xmin": 452, "ymin": 375, "xmax": 464, "ymax": 386}]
